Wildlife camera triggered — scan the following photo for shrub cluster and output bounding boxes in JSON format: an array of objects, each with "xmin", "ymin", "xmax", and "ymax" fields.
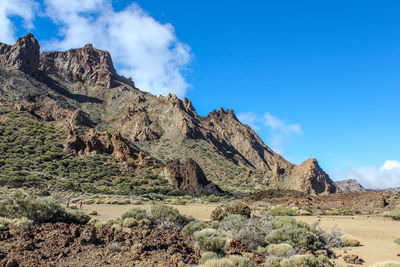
[
  {"xmin": 210, "ymin": 201, "xmax": 251, "ymax": 221},
  {"xmin": 0, "ymin": 192, "xmax": 89, "ymax": 224}
]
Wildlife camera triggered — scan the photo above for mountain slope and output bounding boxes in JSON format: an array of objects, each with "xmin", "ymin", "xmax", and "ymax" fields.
[{"xmin": 0, "ymin": 34, "xmax": 337, "ymax": 195}]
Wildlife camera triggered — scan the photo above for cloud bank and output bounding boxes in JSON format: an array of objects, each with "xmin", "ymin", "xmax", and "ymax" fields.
[
  {"xmin": 0, "ymin": 0, "xmax": 191, "ymax": 97},
  {"xmin": 0, "ymin": 0, "xmax": 37, "ymax": 44},
  {"xmin": 238, "ymin": 112, "xmax": 302, "ymax": 154},
  {"xmin": 335, "ymin": 160, "xmax": 400, "ymax": 189}
]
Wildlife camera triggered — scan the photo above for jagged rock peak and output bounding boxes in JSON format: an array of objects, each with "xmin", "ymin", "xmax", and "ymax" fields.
[
  {"xmin": 207, "ymin": 107, "xmax": 238, "ymax": 121},
  {"xmin": 165, "ymin": 158, "xmax": 225, "ymax": 196},
  {"xmin": 335, "ymin": 179, "xmax": 366, "ymax": 193},
  {"xmin": 0, "ymin": 33, "xmax": 40, "ymax": 74},
  {"xmin": 40, "ymin": 42, "xmax": 122, "ymax": 88},
  {"xmin": 291, "ymin": 158, "xmax": 337, "ymax": 194}
]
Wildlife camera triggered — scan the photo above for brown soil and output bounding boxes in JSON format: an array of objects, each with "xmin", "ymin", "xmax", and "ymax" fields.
[
  {"xmin": 0, "ymin": 223, "xmax": 199, "ymax": 267},
  {"xmin": 250, "ymin": 189, "xmax": 400, "ymax": 214}
]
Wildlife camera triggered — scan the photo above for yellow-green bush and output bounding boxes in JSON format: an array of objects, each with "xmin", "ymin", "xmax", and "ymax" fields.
[
  {"xmin": 122, "ymin": 218, "xmax": 138, "ymax": 228},
  {"xmin": 266, "ymin": 243, "xmax": 294, "ymax": 256},
  {"xmin": 199, "ymin": 255, "xmax": 253, "ymax": 267},
  {"xmin": 269, "ymin": 206, "xmax": 297, "ymax": 216},
  {"xmin": 121, "ymin": 208, "xmax": 147, "ymax": 221},
  {"xmin": 183, "ymin": 220, "xmax": 207, "ymax": 235},
  {"xmin": 194, "ymin": 228, "xmax": 227, "ymax": 253},
  {"xmin": 341, "ymin": 234, "xmax": 360, "ymax": 247}
]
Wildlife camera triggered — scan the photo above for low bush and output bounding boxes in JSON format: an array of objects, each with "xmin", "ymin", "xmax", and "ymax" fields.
[
  {"xmin": 266, "ymin": 243, "xmax": 294, "ymax": 256},
  {"xmin": 387, "ymin": 208, "xmax": 400, "ymax": 220},
  {"xmin": 0, "ymin": 192, "xmax": 90, "ymax": 224},
  {"xmin": 121, "ymin": 208, "xmax": 147, "ymax": 221},
  {"xmin": 88, "ymin": 210, "xmax": 97, "ymax": 215},
  {"xmin": 199, "ymin": 255, "xmax": 253, "ymax": 267},
  {"xmin": 395, "ymin": 238, "xmax": 400, "ymax": 245},
  {"xmin": 183, "ymin": 220, "xmax": 207, "ymax": 235},
  {"xmin": 210, "ymin": 201, "xmax": 251, "ymax": 221},
  {"xmin": 314, "ymin": 225, "xmax": 344, "ymax": 248},
  {"xmin": 341, "ymin": 234, "xmax": 360, "ymax": 247},
  {"xmin": 194, "ymin": 228, "xmax": 227, "ymax": 253},
  {"xmin": 122, "ymin": 218, "xmax": 138, "ymax": 228},
  {"xmin": 265, "ymin": 256, "xmax": 282, "ymax": 267},
  {"xmin": 199, "ymin": 252, "xmax": 219, "ymax": 264},
  {"xmin": 150, "ymin": 204, "xmax": 192, "ymax": 227},
  {"xmin": 266, "ymin": 218, "xmax": 322, "ymax": 250},
  {"xmin": 111, "ymin": 223, "xmax": 122, "ymax": 233},
  {"xmin": 218, "ymin": 215, "xmax": 272, "ymax": 249},
  {"xmin": 324, "ymin": 208, "xmax": 353, "ymax": 216},
  {"xmin": 279, "ymin": 254, "xmax": 317, "ymax": 267},
  {"xmin": 269, "ymin": 206, "xmax": 297, "ymax": 216}
]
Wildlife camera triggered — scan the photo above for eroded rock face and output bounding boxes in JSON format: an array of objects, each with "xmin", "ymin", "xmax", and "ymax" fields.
[
  {"xmin": 289, "ymin": 158, "xmax": 337, "ymax": 194},
  {"xmin": 0, "ymin": 33, "xmax": 40, "ymax": 74},
  {"xmin": 40, "ymin": 44, "xmax": 131, "ymax": 88},
  {"xmin": 335, "ymin": 179, "xmax": 366, "ymax": 193},
  {"xmin": 164, "ymin": 158, "xmax": 224, "ymax": 196}
]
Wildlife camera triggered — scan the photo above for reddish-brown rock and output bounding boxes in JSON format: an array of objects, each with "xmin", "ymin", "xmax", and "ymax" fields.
[
  {"xmin": 0, "ymin": 33, "xmax": 40, "ymax": 74},
  {"xmin": 165, "ymin": 158, "xmax": 224, "ymax": 196}
]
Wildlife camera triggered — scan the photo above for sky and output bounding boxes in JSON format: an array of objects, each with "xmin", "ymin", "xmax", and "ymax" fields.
[{"xmin": 1, "ymin": 0, "xmax": 399, "ymax": 189}]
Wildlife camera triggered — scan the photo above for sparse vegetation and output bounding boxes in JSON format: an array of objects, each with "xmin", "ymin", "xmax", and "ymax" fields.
[
  {"xmin": 0, "ymin": 192, "xmax": 89, "ymax": 224},
  {"xmin": 199, "ymin": 255, "xmax": 253, "ymax": 267},
  {"xmin": 269, "ymin": 206, "xmax": 297, "ymax": 216},
  {"xmin": 386, "ymin": 207, "xmax": 400, "ymax": 220},
  {"xmin": 194, "ymin": 228, "xmax": 227, "ymax": 253},
  {"xmin": 265, "ymin": 243, "xmax": 294, "ymax": 256},
  {"xmin": 121, "ymin": 207, "xmax": 147, "ymax": 221},
  {"xmin": 341, "ymin": 234, "xmax": 360, "ymax": 247},
  {"xmin": 210, "ymin": 201, "xmax": 251, "ymax": 221}
]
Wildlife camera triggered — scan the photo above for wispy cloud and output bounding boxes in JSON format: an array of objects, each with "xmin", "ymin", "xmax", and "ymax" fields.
[
  {"xmin": 0, "ymin": 0, "xmax": 37, "ymax": 43},
  {"xmin": 334, "ymin": 160, "xmax": 400, "ymax": 189},
  {"xmin": 238, "ymin": 112, "xmax": 302, "ymax": 154}
]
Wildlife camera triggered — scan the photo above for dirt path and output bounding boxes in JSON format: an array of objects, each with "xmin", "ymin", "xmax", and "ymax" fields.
[
  {"xmin": 298, "ymin": 216, "xmax": 400, "ymax": 266},
  {"xmin": 81, "ymin": 203, "xmax": 400, "ymax": 265}
]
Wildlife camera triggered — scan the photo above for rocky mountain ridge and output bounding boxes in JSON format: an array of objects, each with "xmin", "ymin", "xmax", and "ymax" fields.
[
  {"xmin": 335, "ymin": 179, "xmax": 366, "ymax": 193},
  {"xmin": 0, "ymin": 33, "xmax": 337, "ymax": 195}
]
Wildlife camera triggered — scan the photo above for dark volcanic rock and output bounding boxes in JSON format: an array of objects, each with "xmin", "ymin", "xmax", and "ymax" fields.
[
  {"xmin": 165, "ymin": 158, "xmax": 224, "ymax": 196},
  {"xmin": 0, "ymin": 33, "xmax": 40, "ymax": 74}
]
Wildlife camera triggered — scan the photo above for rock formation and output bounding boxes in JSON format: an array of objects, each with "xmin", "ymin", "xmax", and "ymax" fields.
[
  {"xmin": 288, "ymin": 158, "xmax": 337, "ymax": 194},
  {"xmin": 0, "ymin": 33, "xmax": 40, "ymax": 75},
  {"xmin": 165, "ymin": 158, "xmax": 224, "ymax": 196},
  {"xmin": 335, "ymin": 179, "xmax": 366, "ymax": 193},
  {"xmin": 0, "ymin": 34, "xmax": 338, "ymax": 195}
]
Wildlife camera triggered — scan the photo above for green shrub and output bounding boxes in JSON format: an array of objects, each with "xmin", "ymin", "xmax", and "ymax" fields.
[
  {"xmin": 280, "ymin": 254, "xmax": 317, "ymax": 267},
  {"xmin": 271, "ymin": 217, "xmax": 311, "ymax": 231},
  {"xmin": 265, "ymin": 225, "xmax": 321, "ymax": 250},
  {"xmin": 0, "ymin": 192, "xmax": 89, "ymax": 224},
  {"xmin": 183, "ymin": 220, "xmax": 207, "ymax": 235},
  {"xmin": 88, "ymin": 210, "xmax": 97, "ymax": 215},
  {"xmin": 269, "ymin": 206, "xmax": 297, "ymax": 216},
  {"xmin": 395, "ymin": 238, "xmax": 400, "ymax": 245},
  {"xmin": 341, "ymin": 234, "xmax": 360, "ymax": 247},
  {"xmin": 200, "ymin": 251, "xmax": 219, "ymax": 264},
  {"xmin": 194, "ymin": 228, "xmax": 227, "ymax": 253},
  {"xmin": 207, "ymin": 195, "xmax": 221, "ymax": 202},
  {"xmin": 121, "ymin": 208, "xmax": 147, "ymax": 221},
  {"xmin": 199, "ymin": 255, "xmax": 253, "ymax": 267},
  {"xmin": 122, "ymin": 218, "xmax": 138, "ymax": 228},
  {"xmin": 266, "ymin": 243, "xmax": 294, "ymax": 256},
  {"xmin": 112, "ymin": 223, "xmax": 122, "ymax": 233},
  {"xmin": 211, "ymin": 207, "xmax": 228, "ymax": 221},
  {"xmin": 265, "ymin": 256, "xmax": 282, "ymax": 267},
  {"xmin": 150, "ymin": 204, "xmax": 192, "ymax": 226},
  {"xmin": 210, "ymin": 202, "xmax": 251, "ymax": 221},
  {"xmin": 387, "ymin": 208, "xmax": 400, "ymax": 220}
]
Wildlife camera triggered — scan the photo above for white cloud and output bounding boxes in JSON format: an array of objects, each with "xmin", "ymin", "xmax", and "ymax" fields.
[
  {"xmin": 0, "ymin": 0, "xmax": 37, "ymax": 43},
  {"xmin": 238, "ymin": 112, "xmax": 302, "ymax": 154},
  {"xmin": 380, "ymin": 160, "xmax": 400, "ymax": 171},
  {"xmin": 42, "ymin": 0, "xmax": 191, "ymax": 97},
  {"xmin": 237, "ymin": 112, "xmax": 259, "ymax": 130},
  {"xmin": 335, "ymin": 160, "xmax": 400, "ymax": 189}
]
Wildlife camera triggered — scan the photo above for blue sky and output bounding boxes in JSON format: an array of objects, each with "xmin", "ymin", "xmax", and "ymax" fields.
[{"xmin": 1, "ymin": 0, "xmax": 399, "ymax": 188}]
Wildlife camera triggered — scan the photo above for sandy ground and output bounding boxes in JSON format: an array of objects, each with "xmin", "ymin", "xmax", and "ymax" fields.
[{"xmin": 81, "ymin": 203, "xmax": 400, "ymax": 266}]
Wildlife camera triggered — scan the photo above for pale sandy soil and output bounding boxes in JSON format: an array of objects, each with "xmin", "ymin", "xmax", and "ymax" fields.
[
  {"xmin": 298, "ymin": 216, "xmax": 400, "ymax": 266},
  {"xmin": 81, "ymin": 203, "xmax": 400, "ymax": 266}
]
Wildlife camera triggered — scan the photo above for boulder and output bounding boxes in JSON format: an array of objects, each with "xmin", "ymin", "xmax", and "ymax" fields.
[{"xmin": 165, "ymin": 158, "xmax": 224, "ymax": 196}]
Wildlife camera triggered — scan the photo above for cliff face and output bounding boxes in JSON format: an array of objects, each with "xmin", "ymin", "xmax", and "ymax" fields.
[
  {"xmin": 335, "ymin": 179, "xmax": 366, "ymax": 193},
  {"xmin": 0, "ymin": 34, "xmax": 337, "ymax": 195}
]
